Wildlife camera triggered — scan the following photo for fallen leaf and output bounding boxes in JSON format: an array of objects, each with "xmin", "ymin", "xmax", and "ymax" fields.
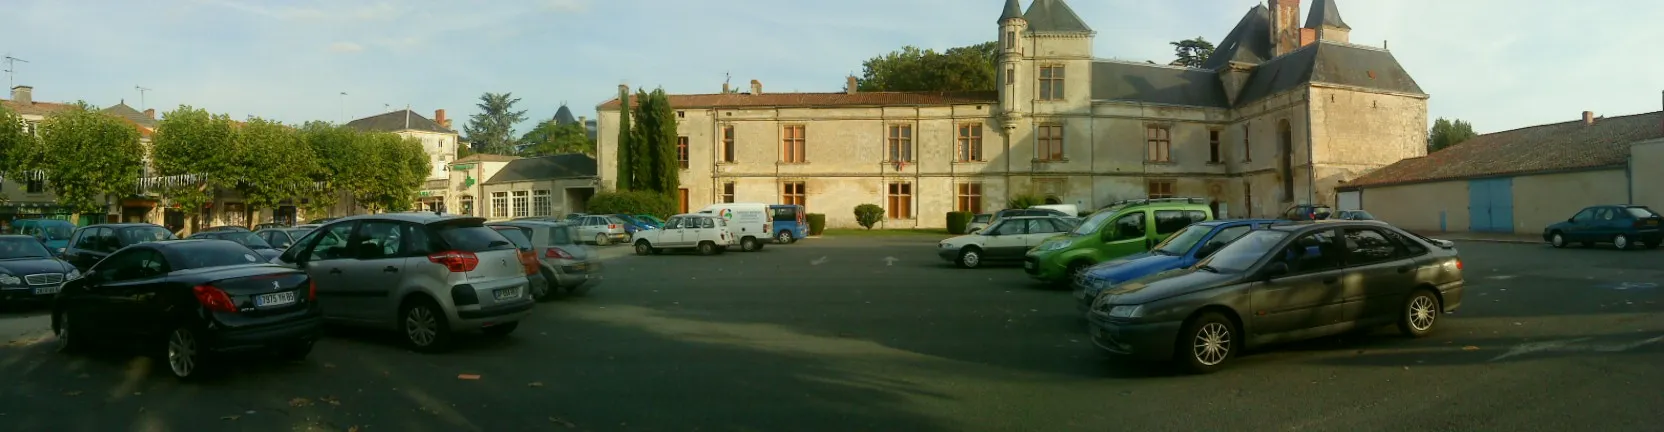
[
  {"xmin": 526, "ymin": 382, "xmax": 544, "ymax": 387},
  {"xmin": 63, "ymin": 391, "xmax": 82, "ymax": 396},
  {"xmin": 320, "ymin": 396, "xmax": 341, "ymax": 406},
  {"xmin": 457, "ymin": 374, "xmax": 481, "ymax": 380},
  {"xmin": 549, "ymin": 417, "xmax": 576, "ymax": 428},
  {"xmin": 289, "ymin": 397, "xmax": 313, "ymax": 407},
  {"xmin": 1462, "ymin": 346, "xmax": 1480, "ymax": 351},
  {"xmin": 323, "ymin": 363, "xmax": 336, "ymax": 368},
  {"xmin": 221, "ymin": 415, "xmax": 240, "ymax": 421}
]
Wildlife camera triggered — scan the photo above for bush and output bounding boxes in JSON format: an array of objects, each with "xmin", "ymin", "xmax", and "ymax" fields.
[
  {"xmin": 586, "ymin": 190, "xmax": 677, "ymax": 218},
  {"xmin": 853, "ymin": 204, "xmax": 884, "ymax": 230},
  {"xmin": 1007, "ymin": 194, "xmax": 1046, "ymax": 209},
  {"xmin": 806, "ymin": 213, "xmax": 826, "ymax": 236},
  {"xmin": 946, "ymin": 211, "xmax": 972, "ymax": 234}
]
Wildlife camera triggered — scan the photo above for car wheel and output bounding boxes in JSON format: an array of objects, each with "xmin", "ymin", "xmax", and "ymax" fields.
[
  {"xmin": 1549, "ymin": 232, "xmax": 1566, "ymax": 248},
  {"xmin": 401, "ymin": 298, "xmax": 452, "ymax": 353},
  {"xmin": 536, "ymin": 269, "xmax": 559, "ymax": 302},
  {"xmin": 741, "ymin": 237, "xmax": 759, "ymax": 252},
  {"xmin": 697, "ymin": 241, "xmax": 717, "ymax": 255},
  {"xmin": 1066, "ymin": 261, "xmax": 1092, "ymax": 281},
  {"xmin": 777, "ymin": 230, "xmax": 794, "ymax": 244},
  {"xmin": 1614, "ymin": 234, "xmax": 1632, "ymax": 251},
  {"xmin": 165, "ymin": 326, "xmax": 211, "ymax": 380},
  {"xmin": 1397, "ymin": 289, "xmax": 1440, "ymax": 338},
  {"xmin": 276, "ymin": 340, "xmax": 314, "ymax": 361},
  {"xmin": 634, "ymin": 240, "xmax": 653, "ymax": 256},
  {"xmin": 53, "ymin": 310, "xmax": 84, "ymax": 353},
  {"xmin": 958, "ymin": 247, "xmax": 983, "ymax": 269},
  {"xmin": 482, "ymin": 322, "xmax": 519, "ymax": 337},
  {"xmin": 595, "ymin": 233, "xmax": 609, "ymax": 246},
  {"xmin": 1178, "ymin": 311, "xmax": 1237, "ymax": 374}
]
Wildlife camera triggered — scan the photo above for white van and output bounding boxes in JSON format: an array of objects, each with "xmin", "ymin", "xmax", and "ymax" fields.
[{"xmin": 697, "ymin": 203, "xmax": 772, "ymax": 252}]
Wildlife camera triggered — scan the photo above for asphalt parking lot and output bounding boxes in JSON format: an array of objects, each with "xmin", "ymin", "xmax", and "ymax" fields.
[{"xmin": 1, "ymin": 236, "xmax": 1661, "ymax": 431}]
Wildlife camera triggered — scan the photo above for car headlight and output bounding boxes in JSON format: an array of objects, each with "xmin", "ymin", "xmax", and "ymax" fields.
[
  {"xmin": 1107, "ymin": 305, "xmax": 1144, "ymax": 319},
  {"xmin": 66, "ymin": 269, "xmax": 81, "ymax": 280},
  {"xmin": 0, "ymin": 274, "xmax": 19, "ymax": 285},
  {"xmin": 1036, "ymin": 240, "xmax": 1068, "ymax": 252}
]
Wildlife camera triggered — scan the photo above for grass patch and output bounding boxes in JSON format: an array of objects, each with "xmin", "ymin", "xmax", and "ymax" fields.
[{"xmin": 819, "ymin": 228, "xmax": 952, "ymax": 237}]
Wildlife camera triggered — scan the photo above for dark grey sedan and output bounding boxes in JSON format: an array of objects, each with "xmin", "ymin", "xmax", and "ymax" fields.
[{"xmin": 1085, "ymin": 221, "xmax": 1465, "ymax": 373}]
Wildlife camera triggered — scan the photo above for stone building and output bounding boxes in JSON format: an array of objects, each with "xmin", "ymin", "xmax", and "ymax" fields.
[
  {"xmin": 595, "ymin": 0, "xmax": 1427, "ymax": 228},
  {"xmin": 345, "ymin": 109, "xmax": 462, "ymax": 212}
]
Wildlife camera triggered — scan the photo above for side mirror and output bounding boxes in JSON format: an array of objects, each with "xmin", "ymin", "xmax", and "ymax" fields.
[{"xmin": 1261, "ymin": 262, "xmax": 1290, "ymax": 281}]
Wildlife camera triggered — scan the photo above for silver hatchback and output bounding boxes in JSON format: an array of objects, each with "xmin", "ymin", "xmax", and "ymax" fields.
[
  {"xmin": 487, "ymin": 220, "xmax": 603, "ymax": 299},
  {"xmin": 273, "ymin": 213, "xmax": 532, "ymax": 352}
]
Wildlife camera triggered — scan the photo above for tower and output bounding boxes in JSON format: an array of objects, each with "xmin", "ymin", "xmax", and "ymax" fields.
[
  {"xmin": 1306, "ymin": 0, "xmax": 1352, "ymax": 44},
  {"xmin": 1267, "ymin": 0, "xmax": 1301, "ymax": 56},
  {"xmin": 997, "ymin": 0, "xmax": 1026, "ymax": 118}
]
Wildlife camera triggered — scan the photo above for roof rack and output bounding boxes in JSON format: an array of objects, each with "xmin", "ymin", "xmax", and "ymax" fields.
[{"xmin": 1100, "ymin": 197, "xmax": 1207, "ymax": 209}]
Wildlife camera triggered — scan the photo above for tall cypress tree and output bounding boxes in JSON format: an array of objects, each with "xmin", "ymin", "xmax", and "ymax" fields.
[
  {"xmin": 650, "ymin": 89, "xmax": 680, "ymax": 194},
  {"xmin": 614, "ymin": 86, "xmax": 634, "ymax": 190},
  {"xmin": 627, "ymin": 88, "xmax": 681, "ymax": 194}
]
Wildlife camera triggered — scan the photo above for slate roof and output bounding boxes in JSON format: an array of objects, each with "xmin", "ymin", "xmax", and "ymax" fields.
[
  {"xmin": 483, "ymin": 154, "xmax": 598, "ymax": 184},
  {"xmin": 102, "ymin": 102, "xmax": 157, "ymax": 128},
  {"xmin": 553, "ymin": 105, "xmax": 578, "ymax": 125},
  {"xmin": 1090, "ymin": 61, "xmax": 1228, "ymax": 108},
  {"xmin": 345, "ymin": 109, "xmax": 453, "ymax": 134},
  {"xmin": 1202, "ymin": 5, "xmax": 1273, "ymax": 69},
  {"xmin": 597, "ymin": 91, "xmax": 996, "ymax": 111},
  {"xmin": 999, "ymin": 0, "xmax": 1023, "ymax": 22},
  {"xmin": 1343, "ymin": 112, "xmax": 1664, "ymax": 189},
  {"xmin": 1305, "ymin": 0, "xmax": 1351, "ymax": 30},
  {"xmin": 1023, "ymin": 0, "xmax": 1092, "ymax": 33},
  {"xmin": 1235, "ymin": 41, "xmax": 1424, "ymax": 106}
]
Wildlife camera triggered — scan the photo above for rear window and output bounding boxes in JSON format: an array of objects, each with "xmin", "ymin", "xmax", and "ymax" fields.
[
  {"xmin": 171, "ymin": 241, "xmax": 265, "ymax": 270},
  {"xmin": 491, "ymin": 227, "xmax": 534, "ymax": 250},
  {"xmin": 1625, "ymin": 207, "xmax": 1660, "ymax": 218},
  {"xmin": 432, "ymin": 221, "xmax": 516, "ymax": 252},
  {"xmin": 771, "ymin": 207, "xmax": 798, "ymax": 221},
  {"xmin": 547, "ymin": 225, "xmax": 577, "ymax": 245},
  {"xmin": 118, "ymin": 226, "xmax": 176, "ymax": 246},
  {"xmin": 971, "ymin": 214, "xmax": 991, "ymax": 223}
]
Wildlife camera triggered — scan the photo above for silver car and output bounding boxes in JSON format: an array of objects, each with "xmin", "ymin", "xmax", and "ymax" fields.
[
  {"xmin": 273, "ymin": 213, "xmax": 532, "ymax": 352},
  {"xmin": 487, "ymin": 220, "xmax": 602, "ymax": 300},
  {"xmin": 573, "ymin": 214, "xmax": 630, "ymax": 246}
]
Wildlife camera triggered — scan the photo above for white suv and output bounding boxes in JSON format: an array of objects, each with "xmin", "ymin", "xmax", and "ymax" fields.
[
  {"xmin": 273, "ymin": 213, "xmax": 532, "ymax": 352},
  {"xmin": 630, "ymin": 214, "xmax": 735, "ymax": 255}
]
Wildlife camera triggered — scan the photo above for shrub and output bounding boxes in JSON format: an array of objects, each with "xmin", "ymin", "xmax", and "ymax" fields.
[
  {"xmin": 853, "ymin": 204, "xmax": 884, "ymax": 230},
  {"xmin": 1007, "ymin": 194, "xmax": 1046, "ymax": 209},
  {"xmin": 806, "ymin": 213, "xmax": 826, "ymax": 236},
  {"xmin": 946, "ymin": 211, "xmax": 973, "ymax": 234},
  {"xmin": 587, "ymin": 190, "xmax": 677, "ymax": 218}
]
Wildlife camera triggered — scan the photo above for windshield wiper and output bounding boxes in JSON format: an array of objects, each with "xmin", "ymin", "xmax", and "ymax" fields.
[{"xmin": 1196, "ymin": 265, "xmax": 1220, "ymax": 273}]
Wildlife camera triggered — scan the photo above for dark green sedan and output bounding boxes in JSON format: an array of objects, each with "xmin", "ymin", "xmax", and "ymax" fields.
[{"xmin": 1543, "ymin": 205, "xmax": 1663, "ymax": 250}]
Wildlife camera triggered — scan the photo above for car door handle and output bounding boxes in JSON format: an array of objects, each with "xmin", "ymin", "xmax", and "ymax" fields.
[
  {"xmin": 1322, "ymin": 277, "xmax": 1339, "ymax": 284},
  {"xmin": 328, "ymin": 268, "xmax": 343, "ymax": 275},
  {"xmin": 383, "ymin": 266, "xmax": 399, "ymax": 273},
  {"xmin": 1397, "ymin": 265, "xmax": 1413, "ymax": 274}
]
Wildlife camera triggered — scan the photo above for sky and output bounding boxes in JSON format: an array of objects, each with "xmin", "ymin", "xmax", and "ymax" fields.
[{"xmin": 5, "ymin": 0, "xmax": 1663, "ymax": 136}]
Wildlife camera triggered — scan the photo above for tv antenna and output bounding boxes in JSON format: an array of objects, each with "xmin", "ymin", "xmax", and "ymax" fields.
[
  {"xmin": 135, "ymin": 86, "xmax": 152, "ymax": 109},
  {"xmin": 3, "ymin": 55, "xmax": 28, "ymax": 89}
]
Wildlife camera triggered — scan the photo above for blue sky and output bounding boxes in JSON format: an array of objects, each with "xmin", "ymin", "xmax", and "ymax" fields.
[{"xmin": 5, "ymin": 0, "xmax": 1663, "ymax": 135}]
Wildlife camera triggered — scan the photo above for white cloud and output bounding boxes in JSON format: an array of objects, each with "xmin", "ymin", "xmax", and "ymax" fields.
[
  {"xmin": 328, "ymin": 42, "xmax": 364, "ymax": 53},
  {"xmin": 540, "ymin": 0, "xmax": 590, "ymax": 13}
]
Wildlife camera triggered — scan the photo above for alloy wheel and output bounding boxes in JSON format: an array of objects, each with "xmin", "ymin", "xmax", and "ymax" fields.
[
  {"xmin": 1192, "ymin": 322, "xmax": 1231, "ymax": 366},
  {"xmin": 167, "ymin": 328, "xmax": 198, "ymax": 377},
  {"xmin": 1551, "ymin": 233, "xmax": 1565, "ymax": 247},
  {"xmin": 1408, "ymin": 296, "xmax": 1437, "ymax": 331},
  {"xmin": 405, "ymin": 306, "xmax": 438, "ymax": 347},
  {"xmin": 595, "ymin": 233, "xmax": 609, "ymax": 246}
]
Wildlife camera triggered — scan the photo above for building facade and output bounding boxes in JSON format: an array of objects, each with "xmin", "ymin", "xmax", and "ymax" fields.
[
  {"xmin": 345, "ymin": 109, "xmax": 462, "ymax": 212},
  {"xmin": 479, "ymin": 154, "xmax": 600, "ymax": 221}
]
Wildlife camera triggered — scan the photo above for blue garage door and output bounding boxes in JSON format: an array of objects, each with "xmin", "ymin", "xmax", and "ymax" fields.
[{"xmin": 1468, "ymin": 178, "xmax": 1515, "ymax": 233}]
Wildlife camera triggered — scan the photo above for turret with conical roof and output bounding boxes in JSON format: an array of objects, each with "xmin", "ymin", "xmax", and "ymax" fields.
[{"xmin": 1305, "ymin": 0, "xmax": 1351, "ymax": 43}]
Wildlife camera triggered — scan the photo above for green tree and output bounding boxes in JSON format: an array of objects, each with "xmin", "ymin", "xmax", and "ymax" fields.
[
  {"xmin": 350, "ymin": 133, "xmax": 429, "ymax": 213},
  {"xmin": 463, "ymin": 92, "xmax": 528, "ymax": 155},
  {"xmin": 1428, "ymin": 118, "xmax": 1478, "ymax": 152},
  {"xmin": 235, "ymin": 118, "xmax": 319, "ymax": 212},
  {"xmin": 857, "ymin": 41, "xmax": 998, "ymax": 92},
  {"xmin": 297, "ymin": 122, "xmax": 363, "ymax": 216},
  {"xmin": 630, "ymin": 88, "xmax": 680, "ymax": 194},
  {"xmin": 0, "ymin": 106, "xmax": 34, "ymax": 202},
  {"xmin": 853, "ymin": 204, "xmax": 884, "ymax": 230},
  {"xmin": 615, "ymin": 86, "xmax": 635, "ymax": 190},
  {"xmin": 1170, "ymin": 37, "xmax": 1215, "ymax": 68},
  {"xmin": 152, "ymin": 106, "xmax": 239, "ymax": 219},
  {"xmin": 14, "ymin": 105, "xmax": 144, "ymax": 213},
  {"xmin": 519, "ymin": 120, "xmax": 594, "ymax": 156}
]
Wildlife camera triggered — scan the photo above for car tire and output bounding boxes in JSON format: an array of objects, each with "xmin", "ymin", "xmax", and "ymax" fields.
[
  {"xmin": 1177, "ymin": 311, "xmax": 1237, "ymax": 374},
  {"xmin": 53, "ymin": 309, "xmax": 85, "ymax": 354},
  {"xmin": 1614, "ymin": 234, "xmax": 1633, "ymax": 251},
  {"xmin": 401, "ymin": 297, "xmax": 452, "ymax": 353},
  {"xmin": 276, "ymin": 340, "xmax": 314, "ymax": 361},
  {"xmin": 164, "ymin": 326, "xmax": 214, "ymax": 380},
  {"xmin": 595, "ymin": 233, "xmax": 609, "ymax": 246},
  {"xmin": 634, "ymin": 240, "xmax": 653, "ymax": 256},
  {"xmin": 482, "ymin": 322, "xmax": 519, "ymax": 337},
  {"xmin": 1549, "ymin": 232, "xmax": 1566, "ymax": 248},
  {"xmin": 1066, "ymin": 261, "xmax": 1092, "ymax": 282},
  {"xmin": 536, "ymin": 269, "xmax": 559, "ymax": 302},
  {"xmin": 957, "ymin": 247, "xmax": 983, "ymax": 269},
  {"xmin": 777, "ymin": 230, "xmax": 794, "ymax": 244},
  {"xmin": 741, "ymin": 237, "xmax": 759, "ymax": 252},
  {"xmin": 1397, "ymin": 289, "xmax": 1440, "ymax": 338},
  {"xmin": 698, "ymin": 241, "xmax": 718, "ymax": 255}
]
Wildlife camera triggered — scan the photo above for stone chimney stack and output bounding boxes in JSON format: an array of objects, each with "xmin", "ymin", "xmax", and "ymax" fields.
[
  {"xmin": 10, "ymin": 85, "xmax": 32, "ymax": 104},
  {"xmin": 1583, "ymin": 111, "xmax": 1595, "ymax": 125},
  {"xmin": 435, "ymin": 109, "xmax": 448, "ymax": 128},
  {"xmin": 847, "ymin": 76, "xmax": 858, "ymax": 94},
  {"xmin": 1268, "ymin": 0, "xmax": 1302, "ymax": 56},
  {"xmin": 750, "ymin": 79, "xmax": 762, "ymax": 95},
  {"xmin": 144, "ymin": 108, "xmax": 156, "ymax": 119},
  {"xmin": 722, "ymin": 82, "xmax": 730, "ymax": 93}
]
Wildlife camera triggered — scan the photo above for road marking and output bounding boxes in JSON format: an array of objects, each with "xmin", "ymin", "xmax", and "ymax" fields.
[
  {"xmin": 1608, "ymin": 282, "xmax": 1658, "ymax": 291},
  {"xmin": 883, "ymin": 256, "xmax": 899, "ymax": 266},
  {"xmin": 1490, "ymin": 338, "xmax": 1592, "ymax": 361},
  {"xmin": 1594, "ymin": 335, "xmax": 1664, "ymax": 352},
  {"xmin": 810, "ymin": 256, "xmax": 829, "ymax": 266},
  {"xmin": 1490, "ymin": 335, "xmax": 1664, "ymax": 361},
  {"xmin": 1486, "ymin": 275, "xmax": 1516, "ymax": 280}
]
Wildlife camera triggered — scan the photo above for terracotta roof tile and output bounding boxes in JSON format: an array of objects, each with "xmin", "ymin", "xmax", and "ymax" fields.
[
  {"xmin": 0, "ymin": 99, "xmax": 77, "ymax": 117},
  {"xmin": 596, "ymin": 91, "xmax": 997, "ymax": 111},
  {"xmin": 1345, "ymin": 111, "xmax": 1664, "ymax": 188}
]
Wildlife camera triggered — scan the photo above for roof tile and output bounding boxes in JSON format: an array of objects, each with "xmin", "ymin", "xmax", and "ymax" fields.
[
  {"xmin": 1346, "ymin": 111, "xmax": 1664, "ymax": 188},
  {"xmin": 597, "ymin": 91, "xmax": 996, "ymax": 111}
]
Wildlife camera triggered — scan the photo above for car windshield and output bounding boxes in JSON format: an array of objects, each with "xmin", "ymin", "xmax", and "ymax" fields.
[
  {"xmin": 117, "ymin": 226, "xmax": 175, "ymax": 245},
  {"xmin": 226, "ymin": 232, "xmax": 274, "ymax": 249},
  {"xmin": 492, "ymin": 227, "xmax": 534, "ymax": 250},
  {"xmin": 1071, "ymin": 211, "xmax": 1116, "ymax": 235},
  {"xmin": 1196, "ymin": 230, "xmax": 1289, "ymax": 272},
  {"xmin": 173, "ymin": 241, "xmax": 267, "ymax": 270},
  {"xmin": 614, "ymin": 214, "xmax": 642, "ymax": 225},
  {"xmin": 1152, "ymin": 225, "xmax": 1210, "ymax": 256},
  {"xmin": 0, "ymin": 237, "xmax": 53, "ymax": 259},
  {"xmin": 30, "ymin": 222, "xmax": 74, "ymax": 240}
]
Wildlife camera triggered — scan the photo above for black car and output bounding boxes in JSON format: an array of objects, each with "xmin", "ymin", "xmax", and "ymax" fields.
[
  {"xmin": 0, "ymin": 235, "xmax": 79, "ymax": 305},
  {"xmin": 52, "ymin": 239, "xmax": 321, "ymax": 380},
  {"xmin": 61, "ymin": 223, "xmax": 178, "ymax": 271},
  {"xmin": 189, "ymin": 230, "xmax": 282, "ymax": 261},
  {"xmin": 200, "ymin": 226, "xmax": 251, "ymax": 233}
]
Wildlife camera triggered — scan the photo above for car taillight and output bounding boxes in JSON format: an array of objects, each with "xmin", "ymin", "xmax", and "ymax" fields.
[
  {"xmin": 545, "ymin": 247, "xmax": 574, "ymax": 259},
  {"xmin": 193, "ymin": 285, "xmax": 237, "ymax": 313},
  {"xmin": 1454, "ymin": 259, "xmax": 1464, "ymax": 270},
  {"xmin": 308, "ymin": 280, "xmax": 317, "ymax": 301},
  {"xmin": 427, "ymin": 251, "xmax": 480, "ymax": 272},
  {"xmin": 1635, "ymin": 220, "xmax": 1651, "ymax": 228},
  {"xmin": 609, "ymin": 224, "xmax": 618, "ymax": 229}
]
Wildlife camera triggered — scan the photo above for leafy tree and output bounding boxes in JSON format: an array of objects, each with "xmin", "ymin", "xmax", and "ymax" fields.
[
  {"xmin": 14, "ymin": 105, "xmax": 144, "ymax": 213},
  {"xmin": 297, "ymin": 121, "xmax": 363, "ymax": 216},
  {"xmin": 350, "ymin": 133, "xmax": 429, "ymax": 213},
  {"xmin": 1428, "ymin": 118, "xmax": 1478, "ymax": 152},
  {"xmin": 152, "ymin": 106, "xmax": 239, "ymax": 219},
  {"xmin": 0, "ymin": 106, "xmax": 33, "ymax": 202},
  {"xmin": 854, "ymin": 204, "xmax": 884, "ymax": 230},
  {"xmin": 1170, "ymin": 37, "xmax": 1215, "ymax": 68},
  {"xmin": 615, "ymin": 86, "xmax": 635, "ymax": 190},
  {"xmin": 463, "ymin": 92, "xmax": 528, "ymax": 155},
  {"xmin": 630, "ymin": 88, "xmax": 680, "ymax": 194},
  {"xmin": 519, "ymin": 120, "xmax": 594, "ymax": 156},
  {"xmin": 857, "ymin": 41, "xmax": 998, "ymax": 92},
  {"xmin": 235, "ymin": 118, "xmax": 319, "ymax": 212}
]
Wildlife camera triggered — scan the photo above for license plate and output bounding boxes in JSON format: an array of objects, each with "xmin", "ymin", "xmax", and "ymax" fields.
[
  {"xmin": 255, "ymin": 291, "xmax": 297, "ymax": 307},
  {"xmin": 1024, "ymin": 261, "xmax": 1035, "ymax": 270},
  {"xmin": 1649, "ymin": 220, "xmax": 1658, "ymax": 226},
  {"xmin": 33, "ymin": 285, "xmax": 60, "ymax": 295},
  {"xmin": 572, "ymin": 263, "xmax": 587, "ymax": 271},
  {"xmin": 494, "ymin": 288, "xmax": 521, "ymax": 301}
]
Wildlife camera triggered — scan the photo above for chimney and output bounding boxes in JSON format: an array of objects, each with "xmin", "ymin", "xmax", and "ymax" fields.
[
  {"xmin": 1583, "ymin": 111, "xmax": 1595, "ymax": 126},
  {"xmin": 578, "ymin": 115, "xmax": 587, "ymax": 125},
  {"xmin": 722, "ymin": 82, "xmax": 730, "ymax": 93},
  {"xmin": 1268, "ymin": 0, "xmax": 1302, "ymax": 56},
  {"xmin": 847, "ymin": 76, "xmax": 858, "ymax": 94},
  {"xmin": 144, "ymin": 108, "xmax": 156, "ymax": 119},
  {"xmin": 435, "ymin": 109, "xmax": 448, "ymax": 128},
  {"xmin": 750, "ymin": 79, "xmax": 762, "ymax": 95},
  {"xmin": 10, "ymin": 85, "xmax": 32, "ymax": 105}
]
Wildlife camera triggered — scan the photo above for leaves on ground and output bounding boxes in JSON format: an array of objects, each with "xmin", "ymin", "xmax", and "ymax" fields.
[
  {"xmin": 289, "ymin": 397, "xmax": 313, "ymax": 407},
  {"xmin": 1462, "ymin": 346, "xmax": 1480, "ymax": 351},
  {"xmin": 457, "ymin": 374, "xmax": 481, "ymax": 380},
  {"xmin": 320, "ymin": 395, "xmax": 341, "ymax": 406},
  {"xmin": 220, "ymin": 415, "xmax": 240, "ymax": 421},
  {"xmin": 62, "ymin": 391, "xmax": 82, "ymax": 396}
]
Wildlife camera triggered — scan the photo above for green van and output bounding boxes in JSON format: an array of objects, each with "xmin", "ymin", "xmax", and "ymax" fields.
[{"xmin": 1023, "ymin": 198, "xmax": 1213, "ymax": 283}]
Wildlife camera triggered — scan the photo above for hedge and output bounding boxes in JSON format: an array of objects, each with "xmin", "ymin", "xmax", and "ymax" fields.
[
  {"xmin": 1007, "ymin": 194, "xmax": 1046, "ymax": 209},
  {"xmin": 946, "ymin": 211, "xmax": 972, "ymax": 234},
  {"xmin": 806, "ymin": 213, "xmax": 826, "ymax": 235},
  {"xmin": 853, "ymin": 204, "xmax": 883, "ymax": 229},
  {"xmin": 586, "ymin": 191, "xmax": 677, "ymax": 218}
]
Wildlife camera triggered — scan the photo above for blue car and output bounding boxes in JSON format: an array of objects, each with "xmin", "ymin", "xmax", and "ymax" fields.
[
  {"xmin": 611, "ymin": 214, "xmax": 656, "ymax": 234},
  {"xmin": 1074, "ymin": 219, "xmax": 1285, "ymax": 313},
  {"xmin": 768, "ymin": 204, "xmax": 806, "ymax": 243},
  {"xmin": 12, "ymin": 219, "xmax": 76, "ymax": 256}
]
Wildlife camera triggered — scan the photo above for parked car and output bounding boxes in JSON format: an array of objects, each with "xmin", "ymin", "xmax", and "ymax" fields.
[
  {"xmin": 252, "ymin": 222, "xmax": 290, "ymax": 231},
  {"xmin": 1333, "ymin": 210, "xmax": 1375, "ymax": 220},
  {"xmin": 965, "ymin": 213, "xmax": 994, "ymax": 234},
  {"xmin": 631, "ymin": 213, "xmax": 734, "ymax": 255},
  {"xmin": 293, "ymin": 224, "xmax": 323, "ymax": 231},
  {"xmin": 489, "ymin": 225, "xmax": 550, "ymax": 302},
  {"xmin": 271, "ymin": 213, "xmax": 531, "ymax": 352},
  {"xmin": 991, "ymin": 208, "xmax": 1070, "ymax": 227},
  {"xmin": 768, "ymin": 204, "xmax": 807, "ymax": 244},
  {"xmin": 698, "ymin": 203, "xmax": 773, "ymax": 252},
  {"xmin": 1025, "ymin": 198, "xmax": 1213, "ymax": 284},
  {"xmin": 938, "ymin": 216, "xmax": 1076, "ymax": 268},
  {"xmin": 1074, "ymin": 219, "xmax": 1285, "ymax": 313},
  {"xmin": 12, "ymin": 218, "xmax": 75, "ymax": 256},
  {"xmin": 487, "ymin": 220, "xmax": 602, "ymax": 299},
  {"xmin": 255, "ymin": 227, "xmax": 315, "ymax": 250},
  {"xmin": 611, "ymin": 214, "xmax": 655, "ymax": 235},
  {"xmin": 52, "ymin": 239, "xmax": 321, "ymax": 379},
  {"xmin": 189, "ymin": 230, "xmax": 283, "ymax": 261},
  {"xmin": 633, "ymin": 214, "xmax": 666, "ymax": 227},
  {"xmin": 61, "ymin": 223, "xmax": 178, "ymax": 271},
  {"xmin": 1085, "ymin": 221, "xmax": 1464, "ymax": 373},
  {"xmin": 0, "ymin": 235, "xmax": 80, "ymax": 305},
  {"xmin": 615, "ymin": 214, "xmax": 660, "ymax": 230},
  {"xmin": 1032, "ymin": 204, "xmax": 1080, "ymax": 217},
  {"xmin": 307, "ymin": 217, "xmax": 339, "ymax": 225},
  {"xmin": 1283, "ymin": 204, "xmax": 1333, "ymax": 221},
  {"xmin": 572, "ymin": 214, "xmax": 630, "ymax": 246},
  {"xmin": 201, "ymin": 226, "xmax": 252, "ymax": 233},
  {"xmin": 1544, "ymin": 205, "xmax": 1663, "ymax": 250}
]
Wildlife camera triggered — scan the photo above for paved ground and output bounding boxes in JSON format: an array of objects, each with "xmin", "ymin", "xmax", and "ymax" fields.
[{"xmin": 1, "ymin": 237, "xmax": 1661, "ymax": 431}]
